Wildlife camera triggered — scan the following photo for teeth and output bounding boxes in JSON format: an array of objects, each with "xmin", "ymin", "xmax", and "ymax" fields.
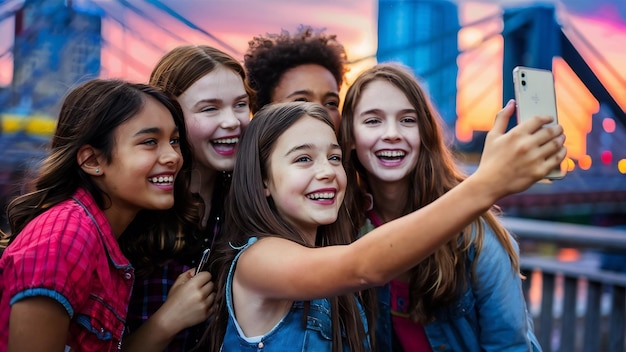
[
  {"xmin": 307, "ymin": 192, "xmax": 335, "ymax": 200},
  {"xmin": 149, "ymin": 175, "xmax": 174, "ymax": 184},
  {"xmin": 213, "ymin": 137, "xmax": 239, "ymax": 144},
  {"xmin": 376, "ymin": 150, "xmax": 405, "ymax": 158}
]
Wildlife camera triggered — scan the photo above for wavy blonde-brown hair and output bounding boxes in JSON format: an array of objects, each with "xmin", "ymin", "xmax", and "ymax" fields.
[{"xmin": 340, "ymin": 63, "xmax": 519, "ymax": 323}]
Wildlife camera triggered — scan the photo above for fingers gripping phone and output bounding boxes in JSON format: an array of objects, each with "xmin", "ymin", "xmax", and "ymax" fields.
[
  {"xmin": 196, "ymin": 248, "xmax": 211, "ymax": 275},
  {"xmin": 513, "ymin": 66, "xmax": 565, "ymax": 180}
]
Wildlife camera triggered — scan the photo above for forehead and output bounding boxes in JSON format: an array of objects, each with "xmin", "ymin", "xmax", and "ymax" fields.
[
  {"xmin": 179, "ymin": 66, "xmax": 245, "ymax": 101},
  {"xmin": 273, "ymin": 64, "xmax": 338, "ymax": 100},
  {"xmin": 273, "ymin": 116, "xmax": 337, "ymax": 152},
  {"xmin": 354, "ymin": 79, "xmax": 412, "ymax": 112},
  {"xmin": 115, "ymin": 96, "xmax": 175, "ymax": 136}
]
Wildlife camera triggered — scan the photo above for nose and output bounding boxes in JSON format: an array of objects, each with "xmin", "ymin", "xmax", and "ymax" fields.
[
  {"xmin": 221, "ymin": 109, "xmax": 241, "ymax": 130},
  {"xmin": 161, "ymin": 143, "xmax": 182, "ymax": 166},
  {"xmin": 315, "ymin": 159, "xmax": 337, "ymax": 181},
  {"xmin": 383, "ymin": 121, "xmax": 401, "ymax": 142}
]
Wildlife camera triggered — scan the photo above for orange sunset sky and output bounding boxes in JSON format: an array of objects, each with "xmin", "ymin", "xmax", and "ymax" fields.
[{"xmin": 0, "ymin": 0, "xmax": 625, "ymax": 164}]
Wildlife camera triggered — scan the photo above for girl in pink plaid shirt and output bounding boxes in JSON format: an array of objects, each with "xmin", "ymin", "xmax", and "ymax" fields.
[{"xmin": 0, "ymin": 78, "xmax": 198, "ymax": 352}]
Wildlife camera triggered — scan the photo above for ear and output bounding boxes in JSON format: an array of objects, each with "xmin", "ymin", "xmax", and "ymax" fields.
[
  {"xmin": 263, "ymin": 180, "xmax": 270, "ymax": 197},
  {"xmin": 77, "ymin": 145, "xmax": 103, "ymax": 176}
]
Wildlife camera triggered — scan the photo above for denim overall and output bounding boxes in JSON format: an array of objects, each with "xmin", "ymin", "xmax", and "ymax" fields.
[{"xmin": 222, "ymin": 237, "xmax": 370, "ymax": 351}]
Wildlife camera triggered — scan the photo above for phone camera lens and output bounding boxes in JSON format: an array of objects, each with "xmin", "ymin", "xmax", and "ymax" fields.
[
  {"xmin": 521, "ymin": 72, "xmax": 526, "ymax": 78},
  {"xmin": 521, "ymin": 80, "xmax": 526, "ymax": 86}
]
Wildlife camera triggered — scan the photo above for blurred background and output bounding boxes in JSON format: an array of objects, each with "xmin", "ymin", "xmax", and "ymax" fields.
[{"xmin": 0, "ymin": 1, "xmax": 625, "ymax": 349}]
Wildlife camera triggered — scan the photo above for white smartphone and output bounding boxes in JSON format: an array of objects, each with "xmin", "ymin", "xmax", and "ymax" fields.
[
  {"xmin": 195, "ymin": 248, "xmax": 211, "ymax": 275},
  {"xmin": 513, "ymin": 66, "xmax": 565, "ymax": 180}
]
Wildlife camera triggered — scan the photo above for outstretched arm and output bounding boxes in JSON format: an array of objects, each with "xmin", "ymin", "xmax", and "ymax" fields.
[
  {"xmin": 122, "ymin": 269, "xmax": 215, "ymax": 352},
  {"xmin": 238, "ymin": 100, "xmax": 566, "ymax": 300}
]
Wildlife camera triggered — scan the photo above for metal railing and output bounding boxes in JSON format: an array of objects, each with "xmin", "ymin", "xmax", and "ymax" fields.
[{"xmin": 502, "ymin": 217, "xmax": 626, "ymax": 352}]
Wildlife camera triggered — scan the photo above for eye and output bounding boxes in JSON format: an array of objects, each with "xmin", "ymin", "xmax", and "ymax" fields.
[
  {"xmin": 170, "ymin": 137, "xmax": 180, "ymax": 146},
  {"xmin": 141, "ymin": 139, "xmax": 157, "ymax": 146},
  {"xmin": 400, "ymin": 116, "xmax": 417, "ymax": 124},
  {"xmin": 293, "ymin": 97, "xmax": 309, "ymax": 103},
  {"xmin": 200, "ymin": 106, "xmax": 218, "ymax": 113},
  {"xmin": 324, "ymin": 100, "xmax": 339, "ymax": 109},
  {"xmin": 235, "ymin": 101, "xmax": 249, "ymax": 109},
  {"xmin": 363, "ymin": 118, "xmax": 381, "ymax": 125},
  {"xmin": 329, "ymin": 154, "xmax": 342, "ymax": 163},
  {"xmin": 295, "ymin": 156, "xmax": 312, "ymax": 163}
]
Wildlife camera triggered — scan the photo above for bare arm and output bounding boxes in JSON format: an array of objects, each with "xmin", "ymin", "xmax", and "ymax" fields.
[
  {"xmin": 237, "ymin": 101, "xmax": 566, "ymax": 300},
  {"xmin": 122, "ymin": 270, "xmax": 214, "ymax": 352},
  {"xmin": 8, "ymin": 297, "xmax": 70, "ymax": 352}
]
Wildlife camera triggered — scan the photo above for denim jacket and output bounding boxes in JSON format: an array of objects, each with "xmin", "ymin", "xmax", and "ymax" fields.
[
  {"xmin": 222, "ymin": 237, "xmax": 370, "ymax": 351},
  {"xmin": 368, "ymin": 220, "xmax": 542, "ymax": 352}
]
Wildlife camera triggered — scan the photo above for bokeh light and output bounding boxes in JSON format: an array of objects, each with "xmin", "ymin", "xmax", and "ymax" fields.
[
  {"xmin": 566, "ymin": 157, "xmax": 575, "ymax": 172},
  {"xmin": 600, "ymin": 150, "xmax": 612, "ymax": 165},
  {"xmin": 602, "ymin": 118, "xmax": 616, "ymax": 133},
  {"xmin": 618, "ymin": 159, "xmax": 626, "ymax": 174},
  {"xmin": 578, "ymin": 155, "xmax": 592, "ymax": 170}
]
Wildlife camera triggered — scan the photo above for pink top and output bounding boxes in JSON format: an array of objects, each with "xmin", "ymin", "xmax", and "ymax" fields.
[
  {"xmin": 389, "ymin": 279, "xmax": 433, "ymax": 351},
  {"xmin": 366, "ymin": 208, "xmax": 432, "ymax": 351},
  {"xmin": 0, "ymin": 188, "xmax": 134, "ymax": 351}
]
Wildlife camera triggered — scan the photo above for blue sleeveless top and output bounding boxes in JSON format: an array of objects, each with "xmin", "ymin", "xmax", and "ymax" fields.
[{"xmin": 221, "ymin": 237, "xmax": 370, "ymax": 351}]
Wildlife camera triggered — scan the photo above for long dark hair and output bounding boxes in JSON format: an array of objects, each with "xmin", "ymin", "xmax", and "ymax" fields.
[
  {"xmin": 132, "ymin": 45, "xmax": 256, "ymax": 275},
  {"xmin": 1, "ymin": 79, "xmax": 198, "ymax": 273},
  {"xmin": 203, "ymin": 102, "xmax": 374, "ymax": 352},
  {"xmin": 340, "ymin": 63, "xmax": 519, "ymax": 323}
]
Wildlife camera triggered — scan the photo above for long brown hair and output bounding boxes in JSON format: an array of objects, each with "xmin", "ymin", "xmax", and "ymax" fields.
[
  {"xmin": 125, "ymin": 45, "xmax": 257, "ymax": 277},
  {"xmin": 149, "ymin": 45, "xmax": 255, "ymax": 107},
  {"xmin": 203, "ymin": 102, "xmax": 374, "ymax": 352},
  {"xmin": 340, "ymin": 63, "xmax": 519, "ymax": 323},
  {"xmin": 1, "ymin": 79, "xmax": 198, "ymax": 265}
]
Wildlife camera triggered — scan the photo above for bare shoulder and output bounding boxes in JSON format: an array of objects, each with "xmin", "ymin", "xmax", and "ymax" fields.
[{"xmin": 239, "ymin": 237, "xmax": 305, "ymax": 262}]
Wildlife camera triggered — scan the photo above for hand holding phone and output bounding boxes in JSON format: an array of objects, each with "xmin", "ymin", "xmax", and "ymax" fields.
[
  {"xmin": 513, "ymin": 66, "xmax": 566, "ymax": 180},
  {"xmin": 195, "ymin": 248, "xmax": 211, "ymax": 275}
]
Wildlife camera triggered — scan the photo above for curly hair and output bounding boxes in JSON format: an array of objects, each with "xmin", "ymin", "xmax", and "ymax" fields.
[{"xmin": 244, "ymin": 25, "xmax": 348, "ymax": 113}]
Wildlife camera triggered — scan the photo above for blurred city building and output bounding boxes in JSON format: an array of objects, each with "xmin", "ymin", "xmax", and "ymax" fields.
[
  {"xmin": 377, "ymin": 0, "xmax": 625, "ymax": 226},
  {"xmin": 0, "ymin": 0, "xmax": 625, "ymax": 229}
]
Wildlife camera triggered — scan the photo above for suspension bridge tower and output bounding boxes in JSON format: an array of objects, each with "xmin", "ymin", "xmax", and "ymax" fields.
[
  {"xmin": 8, "ymin": 0, "xmax": 101, "ymax": 117},
  {"xmin": 377, "ymin": 0, "xmax": 460, "ymax": 139}
]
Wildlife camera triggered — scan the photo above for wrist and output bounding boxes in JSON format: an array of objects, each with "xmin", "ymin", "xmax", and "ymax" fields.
[
  {"xmin": 149, "ymin": 308, "xmax": 181, "ymax": 342},
  {"xmin": 461, "ymin": 174, "xmax": 501, "ymax": 210}
]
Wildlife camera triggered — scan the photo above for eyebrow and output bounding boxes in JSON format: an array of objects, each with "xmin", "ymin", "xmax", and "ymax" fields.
[
  {"xmin": 286, "ymin": 90, "xmax": 340, "ymax": 100},
  {"xmin": 359, "ymin": 108, "xmax": 417, "ymax": 116},
  {"xmin": 133, "ymin": 126, "xmax": 179, "ymax": 137},
  {"xmin": 284, "ymin": 142, "xmax": 341, "ymax": 157}
]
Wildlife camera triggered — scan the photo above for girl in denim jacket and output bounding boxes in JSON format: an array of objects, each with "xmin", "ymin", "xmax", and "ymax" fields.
[
  {"xmin": 201, "ymin": 100, "xmax": 564, "ymax": 351},
  {"xmin": 340, "ymin": 63, "xmax": 542, "ymax": 351}
]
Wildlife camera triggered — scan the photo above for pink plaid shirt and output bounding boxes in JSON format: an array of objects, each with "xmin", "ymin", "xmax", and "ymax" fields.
[{"xmin": 0, "ymin": 188, "xmax": 134, "ymax": 352}]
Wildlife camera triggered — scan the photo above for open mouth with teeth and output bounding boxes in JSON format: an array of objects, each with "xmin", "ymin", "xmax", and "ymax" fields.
[
  {"xmin": 306, "ymin": 192, "xmax": 336, "ymax": 200},
  {"xmin": 148, "ymin": 176, "xmax": 174, "ymax": 184},
  {"xmin": 212, "ymin": 137, "xmax": 239, "ymax": 148},
  {"xmin": 375, "ymin": 150, "xmax": 406, "ymax": 161}
]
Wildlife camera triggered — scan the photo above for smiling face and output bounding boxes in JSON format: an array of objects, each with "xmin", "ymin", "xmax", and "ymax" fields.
[
  {"xmin": 264, "ymin": 115, "xmax": 346, "ymax": 238},
  {"xmin": 352, "ymin": 79, "xmax": 421, "ymax": 186},
  {"xmin": 177, "ymin": 65, "xmax": 250, "ymax": 173},
  {"xmin": 272, "ymin": 64, "xmax": 341, "ymax": 130},
  {"xmin": 99, "ymin": 95, "xmax": 183, "ymax": 215}
]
